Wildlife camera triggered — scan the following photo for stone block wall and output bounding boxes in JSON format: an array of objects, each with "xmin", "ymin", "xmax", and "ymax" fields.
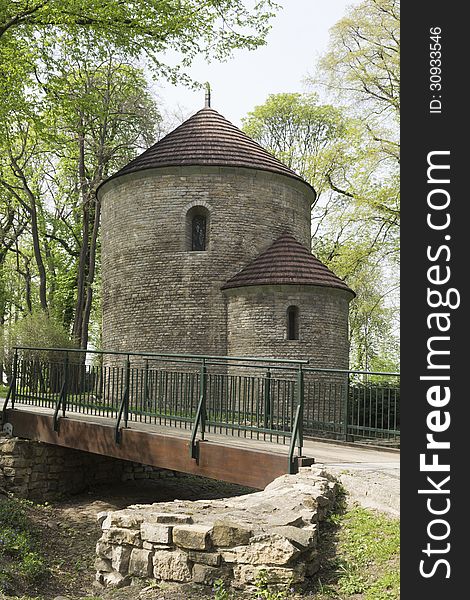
[
  {"xmin": 225, "ymin": 284, "xmax": 352, "ymax": 371},
  {"xmin": 95, "ymin": 467, "xmax": 338, "ymax": 590},
  {"xmin": 99, "ymin": 166, "xmax": 313, "ymax": 358},
  {"xmin": 0, "ymin": 435, "xmax": 172, "ymax": 500}
]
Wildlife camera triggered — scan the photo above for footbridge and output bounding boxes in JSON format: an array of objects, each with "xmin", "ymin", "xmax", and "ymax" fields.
[{"xmin": 2, "ymin": 348, "xmax": 399, "ymax": 489}]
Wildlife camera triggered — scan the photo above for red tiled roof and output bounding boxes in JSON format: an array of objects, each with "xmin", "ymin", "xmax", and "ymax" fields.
[
  {"xmin": 221, "ymin": 232, "xmax": 354, "ymax": 295},
  {"xmin": 102, "ymin": 107, "xmax": 314, "ymax": 193}
]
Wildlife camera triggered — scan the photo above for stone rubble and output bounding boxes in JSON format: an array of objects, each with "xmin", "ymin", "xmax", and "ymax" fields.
[{"xmin": 95, "ymin": 467, "xmax": 338, "ymax": 590}]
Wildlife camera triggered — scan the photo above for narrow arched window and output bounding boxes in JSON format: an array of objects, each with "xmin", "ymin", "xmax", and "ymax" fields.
[
  {"xmin": 287, "ymin": 306, "xmax": 299, "ymax": 340},
  {"xmin": 192, "ymin": 214, "xmax": 206, "ymax": 251},
  {"xmin": 186, "ymin": 206, "xmax": 210, "ymax": 251}
]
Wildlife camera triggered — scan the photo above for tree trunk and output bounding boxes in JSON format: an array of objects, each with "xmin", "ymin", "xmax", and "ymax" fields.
[
  {"xmin": 80, "ymin": 196, "xmax": 101, "ymax": 350},
  {"xmin": 5, "ymin": 157, "xmax": 48, "ymax": 312},
  {"xmin": 72, "ymin": 130, "xmax": 90, "ymax": 348}
]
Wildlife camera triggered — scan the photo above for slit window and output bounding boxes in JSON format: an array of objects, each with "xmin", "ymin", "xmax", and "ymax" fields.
[
  {"xmin": 192, "ymin": 214, "xmax": 207, "ymax": 251},
  {"xmin": 186, "ymin": 206, "xmax": 210, "ymax": 251},
  {"xmin": 287, "ymin": 305, "xmax": 299, "ymax": 340}
]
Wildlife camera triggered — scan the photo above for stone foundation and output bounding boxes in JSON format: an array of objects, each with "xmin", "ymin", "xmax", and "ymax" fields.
[
  {"xmin": 95, "ymin": 467, "xmax": 338, "ymax": 590},
  {"xmin": 0, "ymin": 434, "xmax": 173, "ymax": 500}
]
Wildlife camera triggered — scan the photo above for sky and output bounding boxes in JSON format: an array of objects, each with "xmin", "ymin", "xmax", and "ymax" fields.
[{"xmin": 157, "ymin": 0, "xmax": 359, "ymax": 127}]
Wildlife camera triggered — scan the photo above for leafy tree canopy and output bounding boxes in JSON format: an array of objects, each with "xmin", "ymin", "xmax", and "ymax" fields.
[{"xmin": 1, "ymin": 1, "xmax": 278, "ymax": 78}]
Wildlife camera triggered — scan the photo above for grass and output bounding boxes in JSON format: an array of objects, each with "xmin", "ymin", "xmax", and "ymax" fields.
[
  {"xmin": 0, "ymin": 497, "xmax": 49, "ymax": 596},
  {"xmin": 213, "ymin": 570, "xmax": 292, "ymax": 600},
  {"xmin": 312, "ymin": 503, "xmax": 400, "ymax": 599}
]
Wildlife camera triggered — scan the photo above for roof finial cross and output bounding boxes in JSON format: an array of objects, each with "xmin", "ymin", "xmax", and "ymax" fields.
[{"xmin": 205, "ymin": 82, "xmax": 211, "ymax": 108}]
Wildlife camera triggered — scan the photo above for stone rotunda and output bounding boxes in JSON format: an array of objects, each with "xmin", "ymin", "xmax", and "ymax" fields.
[{"xmin": 97, "ymin": 101, "xmax": 354, "ymax": 368}]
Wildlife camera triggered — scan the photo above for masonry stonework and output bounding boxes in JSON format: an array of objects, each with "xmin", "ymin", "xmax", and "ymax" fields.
[
  {"xmin": 225, "ymin": 285, "xmax": 351, "ymax": 368},
  {"xmin": 98, "ymin": 105, "xmax": 353, "ymax": 370},
  {"xmin": 95, "ymin": 467, "xmax": 339, "ymax": 590},
  {"xmin": 100, "ymin": 167, "xmax": 312, "ymax": 357},
  {"xmin": 0, "ymin": 434, "xmax": 173, "ymax": 500}
]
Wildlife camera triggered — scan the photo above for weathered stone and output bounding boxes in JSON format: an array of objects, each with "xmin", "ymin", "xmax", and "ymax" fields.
[
  {"xmin": 147, "ymin": 513, "xmax": 193, "ymax": 524},
  {"xmin": 211, "ymin": 520, "xmax": 252, "ymax": 547},
  {"xmin": 103, "ymin": 527, "xmax": 141, "ymax": 546},
  {"xmin": 94, "ymin": 469, "xmax": 338, "ymax": 590},
  {"xmin": 111, "ymin": 545, "xmax": 132, "ymax": 574},
  {"xmin": 315, "ymin": 494, "xmax": 331, "ymax": 508},
  {"xmin": 268, "ymin": 513, "xmax": 306, "ymax": 528},
  {"xmin": 272, "ymin": 525, "xmax": 317, "ymax": 549},
  {"xmin": 0, "ymin": 439, "xmax": 18, "ymax": 453},
  {"xmin": 95, "ymin": 557, "xmax": 112, "ymax": 572},
  {"xmin": 192, "ymin": 564, "xmax": 224, "ymax": 585},
  {"xmin": 153, "ymin": 550, "xmax": 192, "ymax": 582},
  {"xmin": 142, "ymin": 541, "xmax": 172, "ymax": 551},
  {"xmin": 188, "ymin": 551, "xmax": 221, "ymax": 567},
  {"xmin": 101, "ymin": 571, "xmax": 131, "ymax": 588},
  {"xmin": 103, "ymin": 510, "xmax": 144, "ymax": 530},
  {"xmin": 173, "ymin": 524, "xmax": 212, "ymax": 550},
  {"xmin": 129, "ymin": 548, "xmax": 153, "ymax": 577},
  {"xmin": 225, "ymin": 534, "xmax": 299, "ymax": 566},
  {"xmin": 2, "ymin": 467, "xmax": 16, "ymax": 477},
  {"xmin": 0, "ymin": 457, "xmax": 32, "ymax": 468},
  {"xmin": 141, "ymin": 522, "xmax": 172, "ymax": 544},
  {"xmin": 233, "ymin": 562, "xmax": 306, "ymax": 585},
  {"xmin": 97, "ymin": 511, "xmax": 109, "ymax": 527}
]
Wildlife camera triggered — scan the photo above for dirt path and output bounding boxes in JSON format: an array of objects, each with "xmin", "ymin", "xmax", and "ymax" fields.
[
  {"xmin": 29, "ymin": 475, "xmax": 254, "ymax": 599},
  {"xmin": 321, "ymin": 463, "xmax": 400, "ymax": 517},
  {"xmin": 301, "ymin": 439, "xmax": 400, "ymax": 517}
]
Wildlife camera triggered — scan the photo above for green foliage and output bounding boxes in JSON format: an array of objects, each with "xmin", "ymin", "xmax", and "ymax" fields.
[
  {"xmin": 241, "ymin": 1, "xmax": 400, "ymax": 373},
  {"xmin": 7, "ymin": 311, "xmax": 75, "ymax": 351},
  {"xmin": 242, "ymin": 87, "xmax": 399, "ymax": 371},
  {"xmin": 0, "ymin": 0, "xmax": 279, "ymax": 352},
  {"xmin": 2, "ymin": 311, "xmax": 76, "ymax": 379},
  {"xmin": 365, "ymin": 570, "xmax": 400, "ymax": 600},
  {"xmin": 316, "ymin": 506, "xmax": 400, "ymax": 600},
  {"xmin": 318, "ymin": 0, "xmax": 400, "ymax": 121},
  {"xmin": 213, "ymin": 578, "xmax": 231, "ymax": 600},
  {"xmin": 0, "ymin": 497, "xmax": 48, "ymax": 592},
  {"xmin": 212, "ymin": 572, "xmax": 291, "ymax": 600},
  {"xmin": 243, "ymin": 92, "xmax": 348, "ymax": 199},
  {"xmin": 253, "ymin": 569, "xmax": 291, "ymax": 599},
  {"xmin": 0, "ymin": 0, "xmax": 278, "ymax": 134},
  {"xmin": 339, "ymin": 508, "xmax": 400, "ymax": 565}
]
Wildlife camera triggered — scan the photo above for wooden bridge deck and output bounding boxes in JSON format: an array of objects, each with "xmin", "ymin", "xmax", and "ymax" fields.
[
  {"xmin": 3, "ymin": 404, "xmax": 304, "ymax": 489},
  {"xmin": 3, "ymin": 404, "xmax": 397, "ymax": 489}
]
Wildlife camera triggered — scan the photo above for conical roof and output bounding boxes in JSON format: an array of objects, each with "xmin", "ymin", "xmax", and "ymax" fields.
[
  {"xmin": 221, "ymin": 232, "xmax": 354, "ymax": 295},
  {"xmin": 101, "ymin": 107, "xmax": 313, "ymax": 193}
]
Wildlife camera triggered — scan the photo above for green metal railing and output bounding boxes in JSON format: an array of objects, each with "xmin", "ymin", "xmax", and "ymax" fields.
[
  {"xmin": 302, "ymin": 367, "xmax": 400, "ymax": 443},
  {"xmin": 2, "ymin": 347, "xmax": 311, "ymax": 472},
  {"xmin": 2, "ymin": 347, "xmax": 400, "ymax": 463}
]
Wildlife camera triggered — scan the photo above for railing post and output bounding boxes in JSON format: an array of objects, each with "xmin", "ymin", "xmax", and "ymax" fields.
[
  {"xmin": 124, "ymin": 355, "xmax": 130, "ymax": 428},
  {"xmin": 200, "ymin": 358, "xmax": 207, "ymax": 441},
  {"xmin": 190, "ymin": 358, "xmax": 207, "ymax": 459},
  {"xmin": 343, "ymin": 371, "xmax": 350, "ymax": 441},
  {"xmin": 62, "ymin": 352, "xmax": 69, "ymax": 417},
  {"xmin": 297, "ymin": 364, "xmax": 304, "ymax": 457},
  {"xmin": 264, "ymin": 369, "xmax": 271, "ymax": 430},
  {"xmin": 11, "ymin": 349, "xmax": 18, "ymax": 409},
  {"xmin": 115, "ymin": 355, "xmax": 131, "ymax": 443},
  {"xmin": 2, "ymin": 349, "xmax": 18, "ymax": 419},
  {"xmin": 144, "ymin": 358, "xmax": 149, "ymax": 411}
]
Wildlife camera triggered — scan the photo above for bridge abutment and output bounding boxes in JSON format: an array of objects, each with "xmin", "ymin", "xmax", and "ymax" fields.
[{"xmin": 0, "ymin": 434, "xmax": 170, "ymax": 500}]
